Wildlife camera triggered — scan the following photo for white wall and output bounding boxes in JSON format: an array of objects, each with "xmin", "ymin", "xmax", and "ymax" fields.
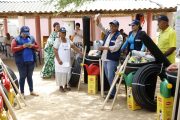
[
  {"xmin": 175, "ymin": 9, "xmax": 180, "ymax": 49},
  {"xmin": 6, "ymin": 15, "xmax": 159, "ymax": 47}
]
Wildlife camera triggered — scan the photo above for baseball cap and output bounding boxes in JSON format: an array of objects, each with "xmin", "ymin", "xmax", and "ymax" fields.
[
  {"xmin": 109, "ymin": 20, "xmax": 119, "ymax": 26},
  {"xmin": 59, "ymin": 27, "xmax": 66, "ymax": 32},
  {"xmin": 20, "ymin": 26, "xmax": 30, "ymax": 35},
  {"xmin": 129, "ymin": 20, "xmax": 140, "ymax": 26},
  {"xmin": 158, "ymin": 15, "xmax": 169, "ymax": 22}
]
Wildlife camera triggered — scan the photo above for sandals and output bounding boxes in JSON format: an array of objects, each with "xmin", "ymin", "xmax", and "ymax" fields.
[
  {"xmin": 59, "ymin": 85, "xmax": 71, "ymax": 92},
  {"xmin": 21, "ymin": 93, "xmax": 25, "ymax": 99},
  {"xmin": 65, "ymin": 85, "xmax": 71, "ymax": 91},
  {"xmin": 59, "ymin": 86, "xmax": 66, "ymax": 92}
]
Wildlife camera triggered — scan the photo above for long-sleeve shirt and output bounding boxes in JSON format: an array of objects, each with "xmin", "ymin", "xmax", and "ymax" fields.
[
  {"xmin": 97, "ymin": 23, "xmax": 123, "ymax": 61},
  {"xmin": 121, "ymin": 33, "xmax": 146, "ymax": 51},
  {"xmin": 11, "ymin": 38, "xmax": 39, "ymax": 53}
]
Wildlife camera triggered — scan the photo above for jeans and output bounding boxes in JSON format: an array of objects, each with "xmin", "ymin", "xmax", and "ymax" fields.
[
  {"xmin": 16, "ymin": 61, "xmax": 35, "ymax": 93},
  {"xmin": 103, "ymin": 60, "xmax": 119, "ymax": 96}
]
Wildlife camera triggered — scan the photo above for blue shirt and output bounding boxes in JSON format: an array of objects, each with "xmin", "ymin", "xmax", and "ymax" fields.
[
  {"xmin": 22, "ymin": 38, "xmax": 34, "ymax": 62},
  {"xmin": 121, "ymin": 34, "xmax": 146, "ymax": 51}
]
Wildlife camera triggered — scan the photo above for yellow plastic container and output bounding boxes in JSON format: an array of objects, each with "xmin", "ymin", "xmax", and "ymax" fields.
[
  {"xmin": 0, "ymin": 110, "xmax": 8, "ymax": 120},
  {"xmin": 157, "ymin": 94, "xmax": 174, "ymax": 120},
  {"xmin": 8, "ymin": 88, "xmax": 15, "ymax": 105},
  {"xmin": 127, "ymin": 87, "xmax": 141, "ymax": 111},
  {"xmin": 88, "ymin": 75, "xmax": 98, "ymax": 94}
]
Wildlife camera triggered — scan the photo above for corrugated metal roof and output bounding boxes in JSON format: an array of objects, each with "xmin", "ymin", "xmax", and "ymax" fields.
[
  {"xmin": 0, "ymin": 0, "xmax": 57, "ymax": 13},
  {"xmin": 0, "ymin": 0, "xmax": 177, "ymax": 14},
  {"xmin": 69, "ymin": 0, "xmax": 177, "ymax": 12}
]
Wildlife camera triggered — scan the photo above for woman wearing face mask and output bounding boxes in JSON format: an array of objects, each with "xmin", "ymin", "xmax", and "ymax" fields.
[
  {"xmin": 41, "ymin": 22, "xmax": 60, "ymax": 78},
  {"xmin": 121, "ymin": 20, "xmax": 146, "ymax": 53},
  {"xmin": 53, "ymin": 27, "xmax": 82, "ymax": 92}
]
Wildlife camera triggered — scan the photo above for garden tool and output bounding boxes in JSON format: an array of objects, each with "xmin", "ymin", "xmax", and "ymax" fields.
[{"xmin": 78, "ymin": 46, "xmax": 87, "ymax": 91}]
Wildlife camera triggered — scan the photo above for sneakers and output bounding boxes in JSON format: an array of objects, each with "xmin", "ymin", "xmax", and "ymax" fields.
[{"xmin": 30, "ymin": 92, "xmax": 39, "ymax": 96}]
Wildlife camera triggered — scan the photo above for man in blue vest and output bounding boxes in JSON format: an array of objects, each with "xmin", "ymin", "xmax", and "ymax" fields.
[
  {"xmin": 96, "ymin": 17, "xmax": 123, "ymax": 99},
  {"xmin": 11, "ymin": 26, "xmax": 39, "ymax": 97}
]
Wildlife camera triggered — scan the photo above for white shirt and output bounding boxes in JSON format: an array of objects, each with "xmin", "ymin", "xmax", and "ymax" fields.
[
  {"xmin": 73, "ymin": 29, "xmax": 83, "ymax": 43},
  {"xmin": 53, "ymin": 37, "xmax": 73, "ymax": 49},
  {"xmin": 97, "ymin": 23, "xmax": 123, "ymax": 61}
]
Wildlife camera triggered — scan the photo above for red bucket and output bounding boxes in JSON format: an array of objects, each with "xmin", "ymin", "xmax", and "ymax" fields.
[{"xmin": 84, "ymin": 63, "xmax": 100, "ymax": 75}]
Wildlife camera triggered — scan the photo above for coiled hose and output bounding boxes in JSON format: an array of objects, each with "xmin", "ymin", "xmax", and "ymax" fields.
[{"xmin": 132, "ymin": 63, "xmax": 166, "ymax": 111}]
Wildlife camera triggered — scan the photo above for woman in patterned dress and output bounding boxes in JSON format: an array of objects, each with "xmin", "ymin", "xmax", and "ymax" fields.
[{"xmin": 41, "ymin": 22, "xmax": 60, "ymax": 78}]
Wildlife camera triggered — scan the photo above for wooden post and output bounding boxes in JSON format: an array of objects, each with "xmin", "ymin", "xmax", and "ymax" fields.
[
  {"xmin": 3, "ymin": 17, "xmax": 8, "ymax": 36},
  {"xmin": 90, "ymin": 16, "xmax": 95, "ymax": 41},
  {"xmin": 35, "ymin": 16, "xmax": 42, "ymax": 58},
  {"xmin": 147, "ymin": 12, "xmax": 152, "ymax": 37},
  {"xmin": 48, "ymin": 16, "xmax": 52, "ymax": 35}
]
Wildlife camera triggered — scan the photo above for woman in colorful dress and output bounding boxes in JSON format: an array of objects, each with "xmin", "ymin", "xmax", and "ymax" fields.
[{"xmin": 41, "ymin": 22, "xmax": 60, "ymax": 78}]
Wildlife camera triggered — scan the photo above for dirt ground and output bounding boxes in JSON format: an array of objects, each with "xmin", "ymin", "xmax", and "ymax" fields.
[{"xmin": 3, "ymin": 58, "xmax": 156, "ymax": 120}]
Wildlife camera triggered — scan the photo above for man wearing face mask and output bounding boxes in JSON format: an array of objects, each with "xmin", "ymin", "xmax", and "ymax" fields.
[
  {"xmin": 11, "ymin": 26, "xmax": 39, "ymax": 97},
  {"xmin": 96, "ymin": 16, "xmax": 123, "ymax": 99}
]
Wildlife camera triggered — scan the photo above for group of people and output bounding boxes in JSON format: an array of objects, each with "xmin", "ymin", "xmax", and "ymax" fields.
[
  {"xmin": 95, "ymin": 14, "xmax": 177, "ymax": 99},
  {"xmin": 10, "ymin": 21, "xmax": 84, "ymax": 95},
  {"xmin": 41, "ymin": 22, "xmax": 83, "ymax": 79},
  {"xmin": 40, "ymin": 22, "xmax": 83, "ymax": 92},
  {"xmin": 10, "ymin": 13, "xmax": 177, "ymax": 97}
]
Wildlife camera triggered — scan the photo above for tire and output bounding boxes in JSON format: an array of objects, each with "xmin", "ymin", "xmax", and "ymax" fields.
[
  {"xmin": 69, "ymin": 57, "xmax": 82, "ymax": 87},
  {"xmin": 6, "ymin": 66, "xmax": 19, "ymax": 94}
]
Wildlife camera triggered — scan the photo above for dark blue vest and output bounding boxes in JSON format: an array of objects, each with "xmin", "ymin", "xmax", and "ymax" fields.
[
  {"xmin": 103, "ymin": 31, "xmax": 121, "ymax": 61},
  {"xmin": 14, "ymin": 35, "xmax": 36, "ymax": 64},
  {"xmin": 128, "ymin": 30, "xmax": 143, "ymax": 52}
]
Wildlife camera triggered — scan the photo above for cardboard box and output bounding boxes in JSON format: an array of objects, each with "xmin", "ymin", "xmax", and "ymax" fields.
[
  {"xmin": 157, "ymin": 94, "xmax": 174, "ymax": 120},
  {"xmin": 0, "ymin": 110, "xmax": 8, "ymax": 120},
  {"xmin": 88, "ymin": 75, "xmax": 98, "ymax": 94},
  {"xmin": 8, "ymin": 88, "xmax": 15, "ymax": 105},
  {"xmin": 127, "ymin": 87, "xmax": 141, "ymax": 111}
]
